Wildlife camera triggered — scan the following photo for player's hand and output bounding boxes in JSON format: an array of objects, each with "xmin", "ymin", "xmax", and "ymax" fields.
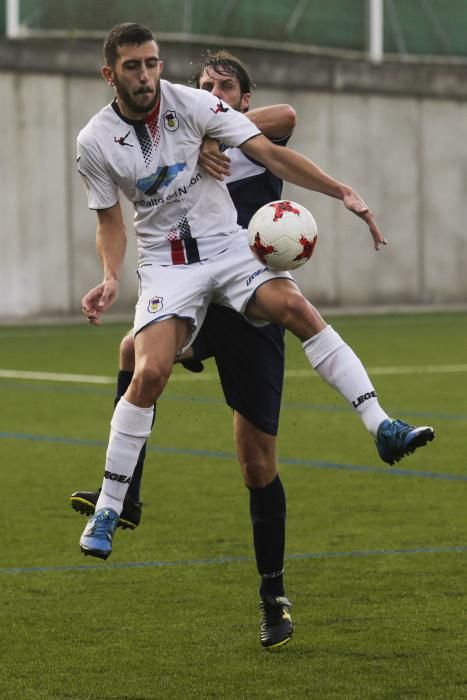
[
  {"xmin": 343, "ymin": 189, "xmax": 387, "ymax": 250},
  {"xmin": 81, "ymin": 278, "xmax": 119, "ymax": 326},
  {"xmin": 198, "ymin": 137, "xmax": 231, "ymax": 180}
]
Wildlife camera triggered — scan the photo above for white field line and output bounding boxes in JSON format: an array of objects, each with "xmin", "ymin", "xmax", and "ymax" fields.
[
  {"xmin": 288, "ymin": 364, "xmax": 467, "ymax": 377},
  {"xmin": 0, "ymin": 364, "xmax": 467, "ymax": 385},
  {"xmin": 0, "ymin": 369, "xmax": 115, "ymax": 384}
]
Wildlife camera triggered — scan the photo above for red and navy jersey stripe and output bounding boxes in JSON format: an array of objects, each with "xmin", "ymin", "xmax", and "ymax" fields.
[
  {"xmin": 168, "ymin": 214, "xmax": 201, "ymax": 265},
  {"xmin": 169, "ymin": 237, "xmax": 200, "ymax": 265}
]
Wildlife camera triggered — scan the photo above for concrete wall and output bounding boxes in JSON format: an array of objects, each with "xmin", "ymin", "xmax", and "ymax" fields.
[
  {"xmin": 1, "ymin": 38, "xmax": 467, "ymax": 319},
  {"xmin": 290, "ymin": 93, "xmax": 467, "ymax": 305}
]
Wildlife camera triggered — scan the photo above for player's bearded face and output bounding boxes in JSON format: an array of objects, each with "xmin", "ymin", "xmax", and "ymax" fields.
[
  {"xmin": 111, "ymin": 41, "xmax": 162, "ymax": 117},
  {"xmin": 113, "ymin": 73, "xmax": 160, "ymax": 115}
]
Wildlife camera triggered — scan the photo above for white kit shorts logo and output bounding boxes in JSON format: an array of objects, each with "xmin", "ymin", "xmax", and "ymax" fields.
[
  {"xmin": 163, "ymin": 110, "xmax": 179, "ymax": 132},
  {"xmin": 148, "ymin": 296, "xmax": 164, "ymax": 313}
]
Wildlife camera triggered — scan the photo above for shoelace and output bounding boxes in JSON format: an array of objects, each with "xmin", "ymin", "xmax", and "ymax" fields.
[
  {"xmin": 87, "ymin": 512, "xmax": 116, "ymax": 537},
  {"xmin": 383, "ymin": 420, "xmax": 413, "ymax": 447}
]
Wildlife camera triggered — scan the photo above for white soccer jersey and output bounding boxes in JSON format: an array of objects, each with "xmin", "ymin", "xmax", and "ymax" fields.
[{"xmin": 77, "ymin": 80, "xmax": 261, "ymax": 265}]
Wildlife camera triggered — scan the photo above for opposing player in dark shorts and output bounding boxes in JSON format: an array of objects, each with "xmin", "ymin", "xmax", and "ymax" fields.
[
  {"xmin": 198, "ymin": 304, "xmax": 285, "ymax": 436},
  {"xmin": 71, "ymin": 50, "xmax": 294, "ymax": 649}
]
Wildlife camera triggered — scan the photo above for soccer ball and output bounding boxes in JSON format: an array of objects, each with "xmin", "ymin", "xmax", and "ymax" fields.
[{"xmin": 247, "ymin": 200, "xmax": 318, "ymax": 271}]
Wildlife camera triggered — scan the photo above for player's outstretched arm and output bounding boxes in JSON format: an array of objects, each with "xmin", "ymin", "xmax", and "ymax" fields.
[
  {"xmin": 199, "ymin": 105, "xmax": 296, "ymax": 181},
  {"xmin": 240, "ymin": 134, "xmax": 387, "ymax": 250},
  {"xmin": 81, "ymin": 202, "xmax": 127, "ymax": 326}
]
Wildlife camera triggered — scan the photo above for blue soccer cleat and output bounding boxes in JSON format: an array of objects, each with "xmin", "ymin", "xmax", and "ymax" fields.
[
  {"xmin": 79, "ymin": 508, "xmax": 119, "ymax": 560},
  {"xmin": 376, "ymin": 419, "xmax": 435, "ymax": 465}
]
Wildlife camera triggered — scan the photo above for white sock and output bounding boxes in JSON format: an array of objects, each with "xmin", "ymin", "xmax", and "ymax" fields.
[
  {"xmin": 96, "ymin": 397, "xmax": 154, "ymax": 515},
  {"xmin": 303, "ymin": 325, "xmax": 389, "ymax": 437}
]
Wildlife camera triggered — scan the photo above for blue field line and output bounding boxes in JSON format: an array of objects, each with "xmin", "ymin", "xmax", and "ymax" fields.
[
  {"xmin": 282, "ymin": 402, "xmax": 467, "ymax": 423},
  {"xmin": 277, "ymin": 457, "xmax": 467, "ymax": 482},
  {"xmin": 1, "ymin": 544, "xmax": 466, "ymax": 577},
  {"xmin": 1, "ymin": 380, "xmax": 466, "ymax": 422},
  {"xmin": 0, "ymin": 430, "xmax": 465, "ymax": 482}
]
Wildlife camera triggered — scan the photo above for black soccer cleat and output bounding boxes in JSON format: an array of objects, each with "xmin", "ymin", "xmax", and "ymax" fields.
[
  {"xmin": 70, "ymin": 488, "xmax": 142, "ymax": 530},
  {"xmin": 259, "ymin": 595, "xmax": 294, "ymax": 649}
]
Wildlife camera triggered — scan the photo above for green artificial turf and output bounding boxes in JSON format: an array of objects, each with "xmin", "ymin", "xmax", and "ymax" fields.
[{"xmin": 0, "ymin": 313, "xmax": 465, "ymax": 699}]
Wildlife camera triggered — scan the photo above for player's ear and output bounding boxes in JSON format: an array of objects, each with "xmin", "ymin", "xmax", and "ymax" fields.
[
  {"xmin": 158, "ymin": 60, "xmax": 164, "ymax": 76},
  {"xmin": 102, "ymin": 65, "xmax": 114, "ymax": 87},
  {"xmin": 241, "ymin": 91, "xmax": 251, "ymax": 113}
]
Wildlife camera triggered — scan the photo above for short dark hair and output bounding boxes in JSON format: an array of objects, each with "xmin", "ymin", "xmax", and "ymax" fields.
[
  {"xmin": 103, "ymin": 23, "xmax": 158, "ymax": 67},
  {"xmin": 192, "ymin": 50, "xmax": 255, "ymax": 96}
]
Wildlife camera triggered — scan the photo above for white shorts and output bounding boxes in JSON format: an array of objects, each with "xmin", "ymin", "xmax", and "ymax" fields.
[{"xmin": 133, "ymin": 235, "xmax": 293, "ymax": 352}]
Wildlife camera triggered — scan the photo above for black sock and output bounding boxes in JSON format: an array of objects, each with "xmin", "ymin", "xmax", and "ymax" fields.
[
  {"xmin": 249, "ymin": 475, "xmax": 286, "ymax": 599},
  {"xmin": 115, "ymin": 370, "xmax": 133, "ymax": 405},
  {"xmin": 127, "ymin": 445, "xmax": 145, "ymax": 503}
]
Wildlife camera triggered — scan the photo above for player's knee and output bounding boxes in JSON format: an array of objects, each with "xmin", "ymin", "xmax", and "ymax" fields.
[
  {"xmin": 119, "ymin": 333, "xmax": 135, "ymax": 370},
  {"xmin": 278, "ymin": 290, "xmax": 324, "ymax": 339},
  {"xmin": 279, "ymin": 290, "xmax": 308, "ymax": 323},
  {"xmin": 131, "ymin": 363, "xmax": 171, "ymax": 402},
  {"xmin": 241, "ymin": 458, "xmax": 277, "ymax": 489}
]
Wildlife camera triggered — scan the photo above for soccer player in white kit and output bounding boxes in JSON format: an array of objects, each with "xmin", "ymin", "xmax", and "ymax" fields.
[{"xmin": 78, "ymin": 25, "xmax": 434, "ymax": 577}]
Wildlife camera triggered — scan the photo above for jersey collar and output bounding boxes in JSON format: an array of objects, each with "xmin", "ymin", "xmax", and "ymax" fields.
[{"xmin": 111, "ymin": 95, "xmax": 161, "ymax": 126}]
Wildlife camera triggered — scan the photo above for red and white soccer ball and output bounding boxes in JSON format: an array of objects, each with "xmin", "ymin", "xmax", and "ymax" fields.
[{"xmin": 248, "ymin": 200, "xmax": 318, "ymax": 271}]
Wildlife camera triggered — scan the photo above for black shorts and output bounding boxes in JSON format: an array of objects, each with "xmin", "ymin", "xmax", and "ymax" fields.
[{"xmin": 191, "ymin": 304, "xmax": 285, "ymax": 436}]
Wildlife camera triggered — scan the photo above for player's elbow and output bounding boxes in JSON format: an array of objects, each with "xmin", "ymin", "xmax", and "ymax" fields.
[{"xmin": 281, "ymin": 105, "xmax": 297, "ymax": 132}]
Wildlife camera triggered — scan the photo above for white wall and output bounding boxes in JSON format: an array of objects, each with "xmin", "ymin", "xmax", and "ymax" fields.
[{"xmin": 1, "ymin": 70, "xmax": 467, "ymax": 320}]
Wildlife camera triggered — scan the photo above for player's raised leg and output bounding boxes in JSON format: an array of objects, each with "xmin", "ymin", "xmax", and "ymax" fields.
[
  {"xmin": 70, "ymin": 325, "xmax": 213, "ymax": 527},
  {"xmin": 80, "ymin": 317, "xmax": 190, "ymax": 559},
  {"xmin": 71, "ymin": 331, "xmax": 144, "ymax": 529},
  {"xmin": 248, "ymin": 278, "xmax": 434, "ymax": 462}
]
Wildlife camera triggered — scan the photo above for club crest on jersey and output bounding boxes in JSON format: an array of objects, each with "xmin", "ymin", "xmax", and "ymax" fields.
[
  {"xmin": 148, "ymin": 296, "xmax": 164, "ymax": 313},
  {"xmin": 163, "ymin": 110, "xmax": 179, "ymax": 132}
]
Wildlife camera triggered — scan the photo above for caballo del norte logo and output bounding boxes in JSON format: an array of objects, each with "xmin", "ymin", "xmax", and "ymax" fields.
[{"xmin": 137, "ymin": 162, "xmax": 187, "ymax": 196}]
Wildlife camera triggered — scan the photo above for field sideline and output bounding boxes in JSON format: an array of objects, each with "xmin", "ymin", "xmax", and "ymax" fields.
[{"xmin": 0, "ymin": 312, "xmax": 466, "ymax": 699}]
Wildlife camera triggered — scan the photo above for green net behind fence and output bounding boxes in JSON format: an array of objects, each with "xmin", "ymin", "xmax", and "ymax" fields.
[{"xmin": 2, "ymin": 0, "xmax": 467, "ymax": 58}]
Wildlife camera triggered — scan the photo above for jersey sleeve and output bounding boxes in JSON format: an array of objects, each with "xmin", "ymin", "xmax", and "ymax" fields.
[
  {"xmin": 192, "ymin": 89, "xmax": 261, "ymax": 148},
  {"xmin": 76, "ymin": 135, "xmax": 119, "ymax": 210}
]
